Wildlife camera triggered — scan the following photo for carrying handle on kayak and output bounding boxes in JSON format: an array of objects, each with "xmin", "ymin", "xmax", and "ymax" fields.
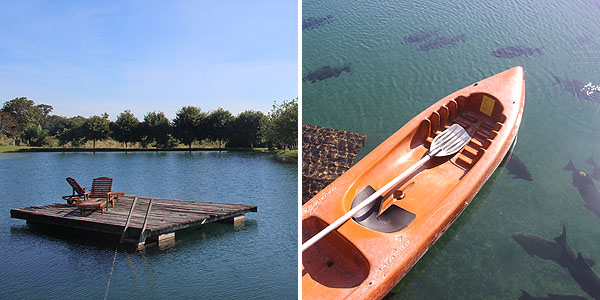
[{"xmin": 301, "ymin": 124, "xmax": 471, "ymax": 252}]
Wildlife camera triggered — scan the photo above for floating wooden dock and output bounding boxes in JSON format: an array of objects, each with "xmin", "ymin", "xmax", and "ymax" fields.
[{"xmin": 10, "ymin": 195, "xmax": 257, "ymax": 249}]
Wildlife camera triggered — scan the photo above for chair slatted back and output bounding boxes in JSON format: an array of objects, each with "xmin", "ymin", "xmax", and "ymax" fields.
[
  {"xmin": 90, "ymin": 177, "xmax": 113, "ymax": 198},
  {"xmin": 66, "ymin": 177, "xmax": 86, "ymax": 195}
]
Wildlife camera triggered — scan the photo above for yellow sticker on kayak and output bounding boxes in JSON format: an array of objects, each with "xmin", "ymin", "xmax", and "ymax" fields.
[{"xmin": 480, "ymin": 95, "xmax": 495, "ymax": 116}]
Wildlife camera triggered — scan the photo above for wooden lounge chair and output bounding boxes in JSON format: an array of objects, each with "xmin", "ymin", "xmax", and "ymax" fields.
[
  {"xmin": 77, "ymin": 177, "xmax": 120, "ymax": 214},
  {"xmin": 62, "ymin": 177, "xmax": 89, "ymax": 205}
]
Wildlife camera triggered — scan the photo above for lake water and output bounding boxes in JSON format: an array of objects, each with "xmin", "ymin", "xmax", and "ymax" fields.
[
  {"xmin": 0, "ymin": 151, "xmax": 297, "ymax": 299},
  {"xmin": 303, "ymin": 0, "xmax": 600, "ymax": 299}
]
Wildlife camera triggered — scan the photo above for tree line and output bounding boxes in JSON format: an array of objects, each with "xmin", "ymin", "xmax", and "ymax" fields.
[{"xmin": 0, "ymin": 97, "xmax": 297, "ymax": 150}]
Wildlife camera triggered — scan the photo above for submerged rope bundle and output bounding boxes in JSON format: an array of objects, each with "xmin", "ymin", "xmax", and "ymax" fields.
[{"xmin": 302, "ymin": 124, "xmax": 367, "ymax": 204}]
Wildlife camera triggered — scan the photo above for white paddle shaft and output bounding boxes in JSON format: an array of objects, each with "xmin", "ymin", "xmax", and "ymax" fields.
[{"xmin": 301, "ymin": 148, "xmax": 440, "ymax": 252}]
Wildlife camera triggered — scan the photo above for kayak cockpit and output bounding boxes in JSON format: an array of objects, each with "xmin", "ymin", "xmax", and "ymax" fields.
[{"xmin": 347, "ymin": 92, "xmax": 507, "ymax": 233}]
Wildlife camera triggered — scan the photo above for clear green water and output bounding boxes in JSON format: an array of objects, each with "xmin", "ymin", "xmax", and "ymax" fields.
[
  {"xmin": 0, "ymin": 152, "xmax": 297, "ymax": 299},
  {"xmin": 303, "ymin": 0, "xmax": 600, "ymax": 298}
]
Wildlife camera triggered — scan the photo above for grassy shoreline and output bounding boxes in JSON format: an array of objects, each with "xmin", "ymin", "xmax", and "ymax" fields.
[
  {"xmin": 270, "ymin": 149, "xmax": 298, "ymax": 159},
  {"xmin": 0, "ymin": 145, "xmax": 298, "ymax": 159}
]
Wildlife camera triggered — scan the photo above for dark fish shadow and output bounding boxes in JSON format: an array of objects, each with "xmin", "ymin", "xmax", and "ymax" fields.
[
  {"xmin": 403, "ymin": 28, "xmax": 439, "ymax": 44},
  {"xmin": 302, "ymin": 15, "xmax": 334, "ymax": 31},
  {"xmin": 303, "ymin": 63, "xmax": 353, "ymax": 83}
]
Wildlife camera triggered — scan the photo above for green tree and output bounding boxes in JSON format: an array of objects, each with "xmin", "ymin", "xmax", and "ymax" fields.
[
  {"xmin": 23, "ymin": 123, "xmax": 48, "ymax": 146},
  {"xmin": 1, "ymin": 97, "xmax": 37, "ymax": 131},
  {"xmin": 36, "ymin": 104, "xmax": 53, "ymax": 116},
  {"xmin": 260, "ymin": 116, "xmax": 276, "ymax": 149},
  {"xmin": 50, "ymin": 116, "xmax": 74, "ymax": 147},
  {"xmin": 110, "ymin": 110, "xmax": 140, "ymax": 149},
  {"xmin": 141, "ymin": 111, "xmax": 172, "ymax": 149},
  {"xmin": 229, "ymin": 110, "xmax": 265, "ymax": 148},
  {"xmin": 46, "ymin": 115, "xmax": 66, "ymax": 135},
  {"xmin": 0, "ymin": 111, "xmax": 19, "ymax": 142},
  {"xmin": 172, "ymin": 106, "xmax": 205, "ymax": 150},
  {"xmin": 66, "ymin": 116, "xmax": 87, "ymax": 147},
  {"xmin": 207, "ymin": 108, "xmax": 234, "ymax": 148},
  {"xmin": 82, "ymin": 115, "xmax": 110, "ymax": 149},
  {"xmin": 261, "ymin": 98, "xmax": 298, "ymax": 150},
  {"xmin": 36, "ymin": 104, "xmax": 54, "ymax": 131},
  {"xmin": 1, "ymin": 97, "xmax": 52, "ymax": 143}
]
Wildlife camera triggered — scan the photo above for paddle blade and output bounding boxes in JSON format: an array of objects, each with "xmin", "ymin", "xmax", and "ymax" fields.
[{"xmin": 431, "ymin": 124, "xmax": 471, "ymax": 157}]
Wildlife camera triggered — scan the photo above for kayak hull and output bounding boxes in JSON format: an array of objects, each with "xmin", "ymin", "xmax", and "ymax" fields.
[{"xmin": 302, "ymin": 66, "xmax": 525, "ymax": 300}]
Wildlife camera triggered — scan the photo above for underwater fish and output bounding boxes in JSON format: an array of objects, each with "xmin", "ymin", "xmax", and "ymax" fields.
[
  {"xmin": 302, "ymin": 15, "xmax": 333, "ymax": 30},
  {"xmin": 418, "ymin": 34, "xmax": 466, "ymax": 51},
  {"xmin": 515, "ymin": 226, "xmax": 599, "ymax": 300},
  {"xmin": 586, "ymin": 156, "xmax": 600, "ymax": 181},
  {"xmin": 553, "ymin": 76, "xmax": 586, "ymax": 96},
  {"xmin": 506, "ymin": 153, "xmax": 533, "ymax": 181},
  {"xmin": 519, "ymin": 290, "xmax": 588, "ymax": 300},
  {"xmin": 303, "ymin": 64, "xmax": 351, "ymax": 83},
  {"xmin": 404, "ymin": 29, "xmax": 438, "ymax": 43},
  {"xmin": 568, "ymin": 252, "xmax": 600, "ymax": 300},
  {"xmin": 564, "ymin": 160, "xmax": 600, "ymax": 218},
  {"xmin": 553, "ymin": 76, "xmax": 600, "ymax": 102},
  {"xmin": 513, "ymin": 226, "xmax": 594, "ymax": 268},
  {"xmin": 513, "ymin": 232, "xmax": 565, "ymax": 264},
  {"xmin": 492, "ymin": 46, "xmax": 543, "ymax": 58},
  {"xmin": 573, "ymin": 34, "xmax": 595, "ymax": 47},
  {"xmin": 553, "ymin": 225, "xmax": 595, "ymax": 268}
]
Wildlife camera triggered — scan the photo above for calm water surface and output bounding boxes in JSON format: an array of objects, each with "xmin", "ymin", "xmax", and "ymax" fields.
[
  {"xmin": 0, "ymin": 151, "xmax": 297, "ymax": 299},
  {"xmin": 304, "ymin": 0, "xmax": 600, "ymax": 299}
]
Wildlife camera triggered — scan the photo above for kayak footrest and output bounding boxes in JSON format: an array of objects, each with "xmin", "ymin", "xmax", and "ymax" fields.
[{"xmin": 351, "ymin": 186, "xmax": 416, "ymax": 233}]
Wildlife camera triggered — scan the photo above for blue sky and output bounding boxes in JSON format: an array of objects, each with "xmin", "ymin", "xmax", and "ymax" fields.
[{"xmin": 0, "ymin": 0, "xmax": 297, "ymax": 120}]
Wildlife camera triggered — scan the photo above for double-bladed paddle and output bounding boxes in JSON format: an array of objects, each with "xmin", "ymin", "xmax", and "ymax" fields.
[{"xmin": 301, "ymin": 123, "xmax": 472, "ymax": 252}]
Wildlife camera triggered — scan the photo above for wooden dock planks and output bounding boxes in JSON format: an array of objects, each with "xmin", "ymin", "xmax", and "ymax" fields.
[{"xmin": 10, "ymin": 195, "xmax": 257, "ymax": 245}]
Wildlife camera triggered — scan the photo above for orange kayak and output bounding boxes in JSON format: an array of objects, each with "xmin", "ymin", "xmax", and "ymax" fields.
[{"xmin": 302, "ymin": 66, "xmax": 525, "ymax": 300}]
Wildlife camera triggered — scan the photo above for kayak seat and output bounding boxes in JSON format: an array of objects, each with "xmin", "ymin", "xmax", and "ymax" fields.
[
  {"xmin": 302, "ymin": 216, "xmax": 370, "ymax": 288},
  {"xmin": 351, "ymin": 185, "xmax": 416, "ymax": 233}
]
